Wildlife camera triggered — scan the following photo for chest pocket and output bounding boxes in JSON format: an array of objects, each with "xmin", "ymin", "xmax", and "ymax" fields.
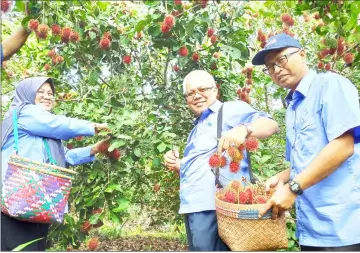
[
  {"xmin": 297, "ymin": 116, "xmax": 319, "ymax": 156},
  {"xmin": 194, "ymin": 120, "xmax": 217, "ymax": 152}
]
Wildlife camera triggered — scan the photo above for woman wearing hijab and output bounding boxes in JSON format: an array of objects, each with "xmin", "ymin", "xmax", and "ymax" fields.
[{"xmin": 1, "ymin": 77, "xmax": 110, "ymax": 251}]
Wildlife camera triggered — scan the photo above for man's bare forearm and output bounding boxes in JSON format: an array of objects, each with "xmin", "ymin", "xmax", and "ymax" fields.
[{"xmin": 2, "ymin": 27, "xmax": 31, "ymax": 60}]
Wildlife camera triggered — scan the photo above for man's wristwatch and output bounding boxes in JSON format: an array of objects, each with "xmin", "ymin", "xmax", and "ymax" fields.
[{"xmin": 289, "ymin": 180, "xmax": 303, "ymax": 195}]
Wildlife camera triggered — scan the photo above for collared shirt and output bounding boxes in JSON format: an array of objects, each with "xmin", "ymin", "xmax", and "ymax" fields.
[
  {"xmin": 1, "ymin": 104, "xmax": 96, "ymax": 185},
  {"xmin": 285, "ymin": 70, "xmax": 360, "ymax": 247},
  {"xmin": 179, "ymin": 100, "xmax": 272, "ymax": 214}
]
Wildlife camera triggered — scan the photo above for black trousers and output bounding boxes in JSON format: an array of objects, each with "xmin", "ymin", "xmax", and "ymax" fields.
[
  {"xmin": 1, "ymin": 212, "xmax": 49, "ymax": 251},
  {"xmin": 301, "ymin": 243, "xmax": 360, "ymax": 251}
]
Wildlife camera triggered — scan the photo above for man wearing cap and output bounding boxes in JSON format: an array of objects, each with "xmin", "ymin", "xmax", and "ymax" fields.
[{"xmin": 253, "ymin": 33, "xmax": 360, "ymax": 251}]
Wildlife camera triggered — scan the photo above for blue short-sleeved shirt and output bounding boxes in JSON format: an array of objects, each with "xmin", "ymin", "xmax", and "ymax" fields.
[
  {"xmin": 179, "ymin": 100, "xmax": 272, "ymax": 214},
  {"xmin": 285, "ymin": 70, "xmax": 360, "ymax": 247},
  {"xmin": 1, "ymin": 44, "xmax": 4, "ymax": 64}
]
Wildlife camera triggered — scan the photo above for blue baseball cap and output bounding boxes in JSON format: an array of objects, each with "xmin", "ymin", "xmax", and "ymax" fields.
[{"xmin": 252, "ymin": 33, "xmax": 302, "ymax": 65}]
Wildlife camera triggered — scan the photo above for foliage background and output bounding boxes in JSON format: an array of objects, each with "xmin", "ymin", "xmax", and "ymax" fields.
[{"xmin": 1, "ymin": 0, "xmax": 359, "ymax": 250}]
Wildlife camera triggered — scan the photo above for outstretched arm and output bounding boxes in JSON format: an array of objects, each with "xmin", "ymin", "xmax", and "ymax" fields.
[{"xmin": 2, "ymin": 27, "xmax": 31, "ymax": 61}]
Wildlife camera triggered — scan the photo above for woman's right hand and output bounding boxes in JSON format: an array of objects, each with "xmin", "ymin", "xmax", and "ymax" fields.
[
  {"xmin": 94, "ymin": 123, "xmax": 110, "ymax": 134},
  {"xmin": 164, "ymin": 150, "xmax": 181, "ymax": 173}
]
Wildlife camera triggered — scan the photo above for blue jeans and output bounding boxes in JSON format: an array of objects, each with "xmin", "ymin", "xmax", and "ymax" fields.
[{"xmin": 184, "ymin": 210, "xmax": 230, "ymax": 251}]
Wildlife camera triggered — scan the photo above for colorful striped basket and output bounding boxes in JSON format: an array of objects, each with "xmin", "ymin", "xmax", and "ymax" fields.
[
  {"xmin": 1, "ymin": 155, "xmax": 76, "ymax": 224},
  {"xmin": 1, "ymin": 109, "xmax": 77, "ymax": 224},
  {"xmin": 215, "ymin": 185, "xmax": 288, "ymax": 251}
]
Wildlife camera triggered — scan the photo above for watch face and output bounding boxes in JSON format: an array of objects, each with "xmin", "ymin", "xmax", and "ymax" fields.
[{"xmin": 291, "ymin": 184, "xmax": 299, "ymax": 192}]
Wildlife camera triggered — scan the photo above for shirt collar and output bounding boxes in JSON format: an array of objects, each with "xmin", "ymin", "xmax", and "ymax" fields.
[
  {"xmin": 285, "ymin": 69, "xmax": 317, "ymax": 105},
  {"xmin": 193, "ymin": 100, "xmax": 222, "ymax": 125}
]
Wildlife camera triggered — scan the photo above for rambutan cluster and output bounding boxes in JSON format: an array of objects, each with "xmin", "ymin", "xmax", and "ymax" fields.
[
  {"xmin": 161, "ymin": 15, "xmax": 175, "ymax": 33},
  {"xmin": 237, "ymin": 64, "xmax": 253, "ymax": 104},
  {"xmin": 209, "ymin": 137, "xmax": 259, "ymax": 174},
  {"xmin": 217, "ymin": 179, "xmax": 269, "ymax": 204},
  {"xmin": 99, "ymin": 31, "xmax": 112, "ymax": 49}
]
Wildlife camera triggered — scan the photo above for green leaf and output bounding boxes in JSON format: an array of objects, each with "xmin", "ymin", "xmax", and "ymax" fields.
[
  {"xmin": 287, "ymin": 240, "xmax": 295, "ymax": 249},
  {"xmin": 15, "ymin": 1, "xmax": 25, "ymax": 12},
  {"xmin": 221, "ymin": 45, "xmax": 242, "ymax": 60},
  {"xmin": 104, "ymin": 184, "xmax": 122, "ymax": 193},
  {"xmin": 89, "ymin": 213, "xmax": 101, "ymax": 225},
  {"xmin": 157, "ymin": 142, "xmax": 167, "ymax": 153},
  {"xmin": 109, "ymin": 140, "xmax": 126, "ymax": 151},
  {"xmin": 324, "ymin": 38, "xmax": 337, "ymax": 48},
  {"xmin": 116, "ymin": 134, "xmax": 132, "ymax": 140},
  {"xmin": 112, "ymin": 198, "xmax": 130, "ymax": 212},
  {"xmin": 12, "ymin": 238, "xmax": 44, "ymax": 251},
  {"xmin": 134, "ymin": 148, "xmax": 141, "ymax": 157},
  {"xmin": 109, "ymin": 211, "xmax": 121, "ymax": 223},
  {"xmin": 135, "ymin": 20, "xmax": 148, "ymax": 32},
  {"xmin": 152, "ymin": 157, "xmax": 161, "ymax": 167}
]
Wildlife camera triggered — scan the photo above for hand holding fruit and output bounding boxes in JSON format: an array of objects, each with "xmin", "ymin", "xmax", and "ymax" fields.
[
  {"xmin": 217, "ymin": 125, "xmax": 247, "ymax": 154},
  {"xmin": 90, "ymin": 136, "xmax": 111, "ymax": 155},
  {"xmin": 164, "ymin": 150, "xmax": 180, "ymax": 173},
  {"xmin": 94, "ymin": 123, "xmax": 110, "ymax": 134}
]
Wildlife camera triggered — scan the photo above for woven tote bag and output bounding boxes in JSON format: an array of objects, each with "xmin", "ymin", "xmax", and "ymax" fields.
[
  {"xmin": 1, "ymin": 110, "xmax": 77, "ymax": 224},
  {"xmin": 213, "ymin": 105, "xmax": 288, "ymax": 251}
]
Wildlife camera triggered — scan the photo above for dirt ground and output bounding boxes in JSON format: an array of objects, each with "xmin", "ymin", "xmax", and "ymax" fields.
[{"xmin": 76, "ymin": 236, "xmax": 188, "ymax": 251}]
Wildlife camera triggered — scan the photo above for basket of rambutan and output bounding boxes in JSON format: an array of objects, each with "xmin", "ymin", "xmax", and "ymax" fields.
[
  {"xmin": 209, "ymin": 137, "xmax": 287, "ymax": 251},
  {"xmin": 210, "ymin": 105, "xmax": 288, "ymax": 250},
  {"xmin": 215, "ymin": 179, "xmax": 288, "ymax": 251}
]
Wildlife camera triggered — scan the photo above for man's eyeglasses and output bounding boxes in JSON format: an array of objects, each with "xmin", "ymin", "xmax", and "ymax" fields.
[
  {"xmin": 184, "ymin": 86, "xmax": 215, "ymax": 100},
  {"xmin": 262, "ymin": 49, "xmax": 300, "ymax": 75}
]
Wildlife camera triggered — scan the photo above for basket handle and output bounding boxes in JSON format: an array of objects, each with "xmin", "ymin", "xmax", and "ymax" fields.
[
  {"xmin": 215, "ymin": 104, "xmax": 257, "ymax": 188},
  {"xmin": 12, "ymin": 109, "xmax": 57, "ymax": 165}
]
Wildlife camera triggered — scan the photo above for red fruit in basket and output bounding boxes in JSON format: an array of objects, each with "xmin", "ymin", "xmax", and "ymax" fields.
[
  {"xmin": 224, "ymin": 191, "xmax": 236, "ymax": 203},
  {"xmin": 245, "ymin": 137, "xmax": 259, "ymax": 152},
  {"xmin": 254, "ymin": 195, "xmax": 267, "ymax": 204},
  {"xmin": 238, "ymin": 191, "xmax": 248, "ymax": 204},
  {"xmin": 230, "ymin": 180, "xmax": 241, "ymax": 191},
  {"xmin": 245, "ymin": 188, "xmax": 253, "ymax": 203}
]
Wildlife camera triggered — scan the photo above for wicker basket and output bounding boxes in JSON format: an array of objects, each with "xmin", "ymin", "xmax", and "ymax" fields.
[
  {"xmin": 215, "ymin": 186, "xmax": 288, "ymax": 251},
  {"xmin": 1, "ymin": 155, "xmax": 77, "ymax": 224}
]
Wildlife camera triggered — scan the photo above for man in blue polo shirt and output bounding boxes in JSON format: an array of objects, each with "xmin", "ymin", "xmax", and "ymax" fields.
[
  {"xmin": 164, "ymin": 70, "xmax": 279, "ymax": 251},
  {"xmin": 253, "ymin": 33, "xmax": 360, "ymax": 251}
]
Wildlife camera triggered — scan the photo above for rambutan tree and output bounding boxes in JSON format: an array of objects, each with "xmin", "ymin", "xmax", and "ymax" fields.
[{"xmin": 1, "ymin": 0, "xmax": 359, "ymax": 250}]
